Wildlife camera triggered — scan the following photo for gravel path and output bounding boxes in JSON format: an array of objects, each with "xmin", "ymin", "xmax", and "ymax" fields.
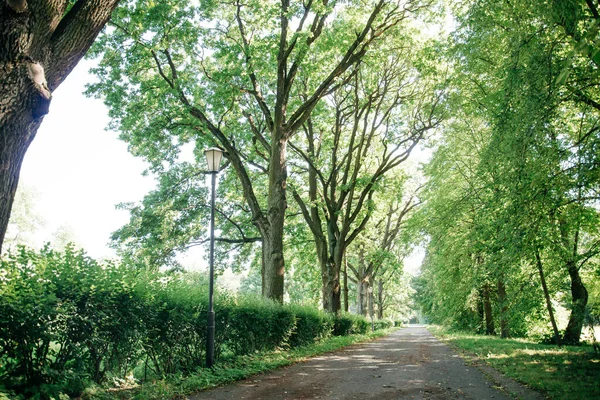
[{"xmin": 188, "ymin": 325, "xmax": 545, "ymax": 399}]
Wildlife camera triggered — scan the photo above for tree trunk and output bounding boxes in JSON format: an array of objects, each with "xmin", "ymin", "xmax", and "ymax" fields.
[
  {"xmin": 322, "ymin": 257, "xmax": 341, "ymax": 314},
  {"xmin": 377, "ymin": 279, "xmax": 384, "ymax": 319},
  {"xmin": 343, "ymin": 255, "xmax": 349, "ymax": 313},
  {"xmin": 0, "ymin": 0, "xmax": 121, "ymax": 254},
  {"xmin": 368, "ymin": 285, "xmax": 374, "ymax": 322},
  {"xmin": 477, "ymin": 289, "xmax": 485, "ymax": 334},
  {"xmin": 482, "ymin": 284, "xmax": 496, "ymax": 335},
  {"xmin": 563, "ymin": 261, "xmax": 589, "ymax": 344},
  {"xmin": 497, "ymin": 278, "xmax": 509, "ymax": 338},
  {"xmin": 535, "ymin": 249, "xmax": 561, "ymax": 346},
  {"xmin": 261, "ymin": 135, "xmax": 287, "ymax": 302},
  {"xmin": 356, "ymin": 266, "xmax": 366, "ymax": 316}
]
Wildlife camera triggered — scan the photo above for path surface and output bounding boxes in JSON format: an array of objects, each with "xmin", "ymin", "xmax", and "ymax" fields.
[{"xmin": 189, "ymin": 326, "xmax": 544, "ymax": 399}]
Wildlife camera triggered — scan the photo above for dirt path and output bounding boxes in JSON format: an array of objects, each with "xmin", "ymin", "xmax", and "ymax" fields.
[{"xmin": 189, "ymin": 325, "xmax": 544, "ymax": 399}]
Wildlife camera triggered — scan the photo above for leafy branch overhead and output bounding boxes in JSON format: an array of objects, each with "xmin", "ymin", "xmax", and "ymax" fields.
[{"xmin": 89, "ymin": 0, "xmax": 434, "ymax": 304}]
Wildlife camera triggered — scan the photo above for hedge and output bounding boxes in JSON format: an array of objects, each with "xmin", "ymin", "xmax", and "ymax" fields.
[{"xmin": 0, "ymin": 246, "xmax": 384, "ymax": 399}]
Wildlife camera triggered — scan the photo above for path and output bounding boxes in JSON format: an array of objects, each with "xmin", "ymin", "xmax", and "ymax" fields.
[{"xmin": 189, "ymin": 325, "xmax": 545, "ymax": 399}]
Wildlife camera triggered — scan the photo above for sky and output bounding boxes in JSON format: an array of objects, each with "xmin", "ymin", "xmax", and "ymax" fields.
[
  {"xmin": 17, "ymin": 60, "xmax": 155, "ymax": 258},
  {"xmin": 14, "ymin": 58, "xmax": 425, "ymax": 274}
]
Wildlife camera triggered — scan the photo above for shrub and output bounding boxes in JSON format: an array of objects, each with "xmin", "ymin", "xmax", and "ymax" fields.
[
  {"xmin": 288, "ymin": 305, "xmax": 334, "ymax": 347},
  {"xmin": 373, "ymin": 319, "xmax": 394, "ymax": 330},
  {"xmin": 333, "ymin": 313, "xmax": 370, "ymax": 336},
  {"xmin": 139, "ymin": 274, "xmax": 207, "ymax": 378},
  {"xmin": 220, "ymin": 296, "xmax": 296, "ymax": 355},
  {"xmin": 1, "ymin": 245, "xmax": 391, "ymax": 399}
]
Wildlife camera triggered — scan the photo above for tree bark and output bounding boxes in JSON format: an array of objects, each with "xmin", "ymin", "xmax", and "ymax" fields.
[
  {"xmin": 377, "ymin": 279, "xmax": 384, "ymax": 319},
  {"xmin": 535, "ymin": 248, "xmax": 561, "ymax": 346},
  {"xmin": 497, "ymin": 278, "xmax": 509, "ymax": 338},
  {"xmin": 343, "ymin": 255, "xmax": 349, "ymax": 313},
  {"xmin": 482, "ymin": 284, "xmax": 496, "ymax": 335},
  {"xmin": 563, "ymin": 261, "xmax": 589, "ymax": 344},
  {"xmin": 261, "ymin": 133, "xmax": 287, "ymax": 302},
  {"xmin": 0, "ymin": 0, "xmax": 121, "ymax": 254}
]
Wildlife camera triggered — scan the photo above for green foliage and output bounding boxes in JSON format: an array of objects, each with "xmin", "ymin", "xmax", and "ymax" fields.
[
  {"xmin": 0, "ymin": 245, "xmax": 142, "ymax": 397},
  {"xmin": 333, "ymin": 313, "xmax": 371, "ymax": 336},
  {"xmin": 219, "ymin": 296, "xmax": 296, "ymax": 356},
  {"xmin": 1, "ymin": 245, "xmax": 377, "ymax": 398},
  {"xmin": 288, "ymin": 305, "xmax": 334, "ymax": 347},
  {"xmin": 416, "ymin": 0, "xmax": 600, "ymax": 343}
]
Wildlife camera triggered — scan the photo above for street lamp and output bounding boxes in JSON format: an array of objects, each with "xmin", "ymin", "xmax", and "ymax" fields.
[
  {"xmin": 204, "ymin": 147, "xmax": 223, "ymax": 368},
  {"xmin": 368, "ymin": 286, "xmax": 374, "ymax": 332}
]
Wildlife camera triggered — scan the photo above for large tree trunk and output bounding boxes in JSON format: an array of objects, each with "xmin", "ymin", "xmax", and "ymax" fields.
[
  {"xmin": 0, "ymin": 0, "xmax": 121, "ymax": 254},
  {"xmin": 482, "ymin": 284, "xmax": 496, "ymax": 335},
  {"xmin": 535, "ymin": 249, "xmax": 561, "ymax": 346},
  {"xmin": 322, "ymin": 252, "xmax": 342, "ymax": 313},
  {"xmin": 261, "ymin": 135, "xmax": 287, "ymax": 302},
  {"xmin": 321, "ymin": 220, "xmax": 345, "ymax": 313},
  {"xmin": 563, "ymin": 261, "xmax": 588, "ymax": 344}
]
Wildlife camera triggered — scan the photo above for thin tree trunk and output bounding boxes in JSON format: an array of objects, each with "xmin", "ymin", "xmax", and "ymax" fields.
[
  {"xmin": 535, "ymin": 248, "xmax": 561, "ymax": 346},
  {"xmin": 477, "ymin": 289, "xmax": 485, "ymax": 334},
  {"xmin": 343, "ymin": 255, "xmax": 349, "ymax": 312},
  {"xmin": 377, "ymin": 279, "xmax": 384, "ymax": 319},
  {"xmin": 497, "ymin": 278, "xmax": 509, "ymax": 338},
  {"xmin": 482, "ymin": 284, "xmax": 496, "ymax": 335},
  {"xmin": 563, "ymin": 261, "xmax": 589, "ymax": 344}
]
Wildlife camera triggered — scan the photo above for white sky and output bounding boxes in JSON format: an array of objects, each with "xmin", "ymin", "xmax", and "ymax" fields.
[{"xmin": 17, "ymin": 60, "xmax": 155, "ymax": 258}]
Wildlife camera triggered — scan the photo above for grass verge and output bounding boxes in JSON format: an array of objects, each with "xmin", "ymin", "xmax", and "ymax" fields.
[
  {"xmin": 428, "ymin": 326, "xmax": 600, "ymax": 400},
  {"xmin": 82, "ymin": 328, "xmax": 398, "ymax": 400}
]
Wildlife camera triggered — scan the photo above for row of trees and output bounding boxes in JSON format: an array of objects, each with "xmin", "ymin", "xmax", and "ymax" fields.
[
  {"xmin": 86, "ymin": 0, "xmax": 444, "ymax": 314},
  {"xmin": 415, "ymin": 0, "xmax": 600, "ymax": 344}
]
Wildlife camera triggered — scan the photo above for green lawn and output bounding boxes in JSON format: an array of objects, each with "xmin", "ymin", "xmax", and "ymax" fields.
[{"xmin": 429, "ymin": 326, "xmax": 600, "ymax": 400}]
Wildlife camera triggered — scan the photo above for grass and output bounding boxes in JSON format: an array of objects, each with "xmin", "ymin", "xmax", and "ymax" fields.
[
  {"xmin": 429, "ymin": 326, "xmax": 600, "ymax": 400},
  {"xmin": 81, "ymin": 328, "xmax": 397, "ymax": 400}
]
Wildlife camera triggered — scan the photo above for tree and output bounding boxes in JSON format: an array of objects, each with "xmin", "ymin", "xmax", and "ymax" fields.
[
  {"xmin": 89, "ymin": 0, "xmax": 428, "ymax": 302},
  {"xmin": 346, "ymin": 176, "xmax": 420, "ymax": 318},
  {"xmin": 0, "ymin": 0, "xmax": 121, "ymax": 254},
  {"xmin": 289, "ymin": 40, "xmax": 442, "ymax": 312},
  {"xmin": 416, "ymin": 0, "xmax": 600, "ymax": 343}
]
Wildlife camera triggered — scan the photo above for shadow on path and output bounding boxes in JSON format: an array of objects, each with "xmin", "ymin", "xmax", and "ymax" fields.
[{"xmin": 189, "ymin": 325, "xmax": 544, "ymax": 399}]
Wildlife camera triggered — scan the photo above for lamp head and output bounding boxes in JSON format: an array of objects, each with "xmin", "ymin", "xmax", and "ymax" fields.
[{"xmin": 204, "ymin": 147, "xmax": 223, "ymax": 172}]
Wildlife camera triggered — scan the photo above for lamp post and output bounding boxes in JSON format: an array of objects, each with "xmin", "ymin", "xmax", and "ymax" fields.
[
  {"xmin": 204, "ymin": 147, "xmax": 223, "ymax": 368},
  {"xmin": 368, "ymin": 285, "xmax": 374, "ymax": 332}
]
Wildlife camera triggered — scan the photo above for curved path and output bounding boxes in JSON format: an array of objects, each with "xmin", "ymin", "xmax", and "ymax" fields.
[{"xmin": 189, "ymin": 325, "xmax": 544, "ymax": 399}]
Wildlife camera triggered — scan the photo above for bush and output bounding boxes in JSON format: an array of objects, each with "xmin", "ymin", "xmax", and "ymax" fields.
[
  {"xmin": 0, "ymin": 245, "xmax": 142, "ymax": 397},
  {"xmin": 373, "ymin": 319, "xmax": 394, "ymax": 330},
  {"xmin": 333, "ymin": 313, "xmax": 371, "ymax": 336},
  {"xmin": 220, "ymin": 296, "xmax": 296, "ymax": 355},
  {"xmin": 288, "ymin": 305, "xmax": 334, "ymax": 347},
  {"xmin": 139, "ymin": 274, "xmax": 207, "ymax": 378},
  {"xmin": 0, "ymin": 245, "xmax": 393, "ymax": 399}
]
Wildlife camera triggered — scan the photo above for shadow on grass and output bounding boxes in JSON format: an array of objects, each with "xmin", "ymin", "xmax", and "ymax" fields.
[{"xmin": 435, "ymin": 329, "xmax": 600, "ymax": 400}]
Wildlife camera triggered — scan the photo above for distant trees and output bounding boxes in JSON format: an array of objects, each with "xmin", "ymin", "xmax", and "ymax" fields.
[{"xmin": 415, "ymin": 0, "xmax": 600, "ymax": 344}]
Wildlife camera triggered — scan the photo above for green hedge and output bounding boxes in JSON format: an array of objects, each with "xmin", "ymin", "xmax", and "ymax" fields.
[{"xmin": 0, "ymin": 246, "xmax": 384, "ymax": 399}]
